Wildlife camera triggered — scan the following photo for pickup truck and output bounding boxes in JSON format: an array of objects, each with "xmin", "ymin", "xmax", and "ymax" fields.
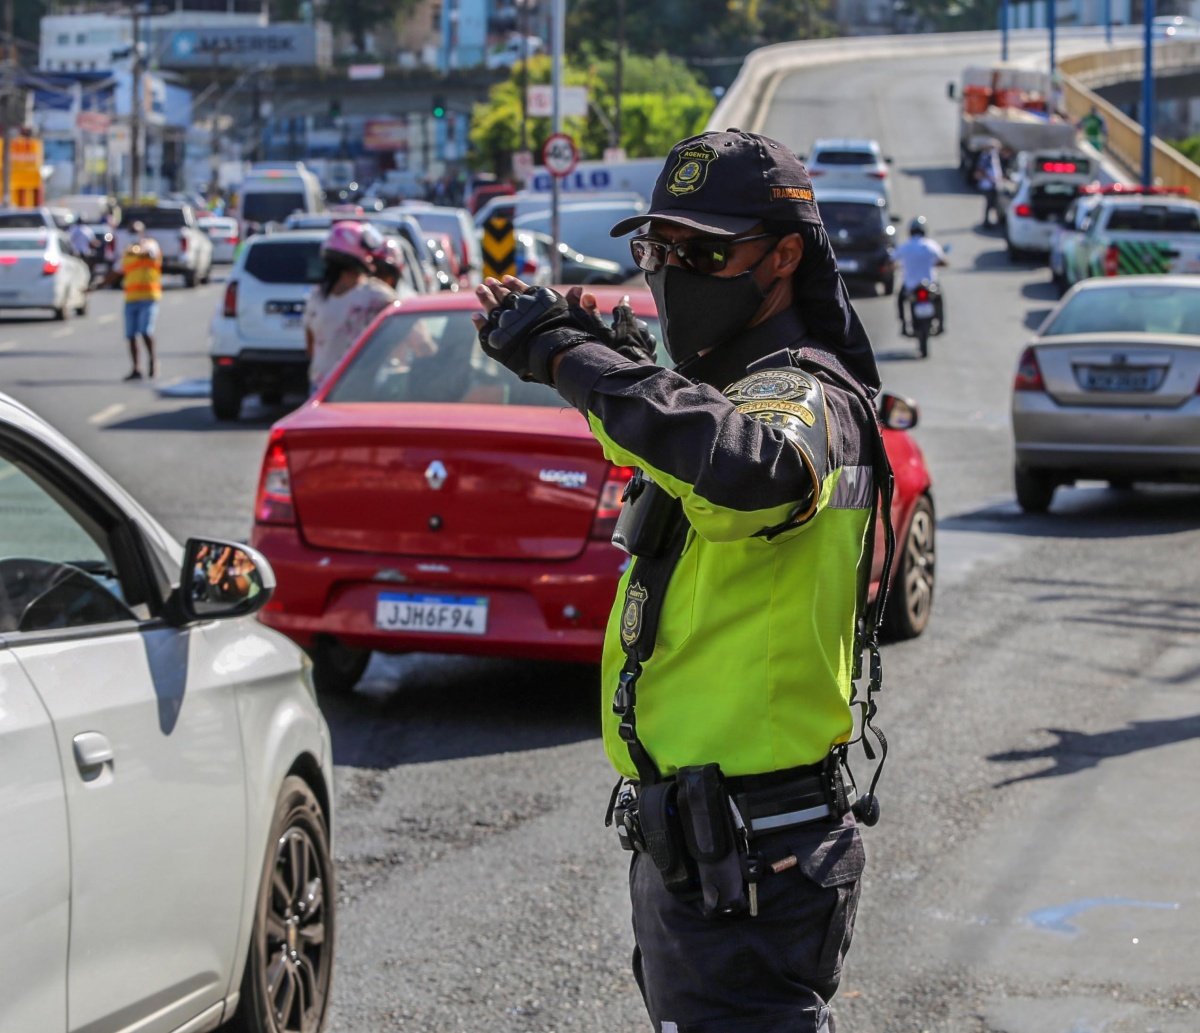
[
  {"xmin": 1065, "ymin": 194, "xmax": 1200, "ymax": 290},
  {"xmin": 116, "ymin": 203, "xmax": 214, "ymax": 287}
]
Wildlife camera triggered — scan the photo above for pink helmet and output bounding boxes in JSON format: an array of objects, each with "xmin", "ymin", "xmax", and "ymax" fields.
[
  {"xmin": 321, "ymin": 220, "xmax": 384, "ymax": 269},
  {"xmin": 371, "ymin": 236, "xmax": 405, "ymax": 276}
]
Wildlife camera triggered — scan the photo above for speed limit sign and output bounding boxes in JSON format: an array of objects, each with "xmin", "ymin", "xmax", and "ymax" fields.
[{"xmin": 542, "ymin": 133, "xmax": 579, "ymax": 178}]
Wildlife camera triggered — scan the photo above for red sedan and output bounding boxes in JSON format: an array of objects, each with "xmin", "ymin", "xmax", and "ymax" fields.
[{"xmin": 251, "ymin": 289, "xmax": 935, "ymax": 693}]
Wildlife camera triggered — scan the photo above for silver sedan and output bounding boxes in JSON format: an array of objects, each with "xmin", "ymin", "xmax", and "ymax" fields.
[
  {"xmin": 1011, "ymin": 275, "xmax": 1200, "ymax": 511},
  {"xmin": 0, "ymin": 228, "xmax": 90, "ymax": 320}
]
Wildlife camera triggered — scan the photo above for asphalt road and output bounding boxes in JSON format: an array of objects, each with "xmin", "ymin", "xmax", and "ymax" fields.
[{"xmin": 3, "ymin": 40, "xmax": 1199, "ymax": 1033}]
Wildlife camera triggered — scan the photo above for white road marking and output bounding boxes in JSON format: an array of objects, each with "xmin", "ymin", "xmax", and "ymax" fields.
[
  {"xmin": 98, "ymin": 313, "xmax": 116, "ymax": 325},
  {"xmin": 0, "ymin": 340, "xmax": 15, "ymax": 352},
  {"xmin": 52, "ymin": 327, "xmax": 75, "ymax": 338},
  {"xmin": 88, "ymin": 403, "xmax": 126, "ymax": 426}
]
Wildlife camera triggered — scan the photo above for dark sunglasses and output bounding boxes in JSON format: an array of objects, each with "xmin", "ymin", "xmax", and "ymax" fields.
[{"xmin": 629, "ymin": 232, "xmax": 778, "ymax": 275}]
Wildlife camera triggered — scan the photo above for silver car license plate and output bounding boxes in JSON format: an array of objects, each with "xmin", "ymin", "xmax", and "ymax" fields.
[{"xmin": 1080, "ymin": 367, "xmax": 1159, "ymax": 392}]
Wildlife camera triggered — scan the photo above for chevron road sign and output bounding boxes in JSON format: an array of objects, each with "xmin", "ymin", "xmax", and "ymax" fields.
[{"xmin": 482, "ymin": 215, "xmax": 516, "ymax": 279}]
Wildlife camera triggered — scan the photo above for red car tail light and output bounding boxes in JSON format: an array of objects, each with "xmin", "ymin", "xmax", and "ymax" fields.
[
  {"xmin": 42, "ymin": 258, "xmax": 60, "ymax": 276},
  {"xmin": 179, "ymin": 231, "xmax": 188, "ymax": 253},
  {"xmin": 1014, "ymin": 347, "xmax": 1045, "ymax": 391},
  {"xmin": 868, "ymin": 169, "xmax": 888, "ymax": 179},
  {"xmin": 223, "ymin": 279, "xmax": 238, "ymax": 317},
  {"xmin": 1014, "ymin": 203, "xmax": 1033, "ymax": 218},
  {"xmin": 255, "ymin": 430, "xmax": 295, "ymax": 525},
  {"xmin": 1104, "ymin": 245, "xmax": 1120, "ymax": 276},
  {"xmin": 590, "ymin": 466, "xmax": 636, "ymax": 541},
  {"xmin": 519, "ymin": 256, "xmax": 539, "ymax": 277}
]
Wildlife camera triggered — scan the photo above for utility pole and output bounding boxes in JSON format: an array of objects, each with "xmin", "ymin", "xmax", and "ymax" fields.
[
  {"xmin": 550, "ymin": 0, "xmax": 563, "ymax": 282},
  {"xmin": 614, "ymin": 0, "xmax": 624, "ymax": 150},
  {"xmin": 209, "ymin": 45, "xmax": 221, "ymax": 197},
  {"xmin": 1142, "ymin": 0, "xmax": 1155, "ymax": 186},
  {"xmin": 1001, "ymin": 0, "xmax": 1010, "ymax": 61},
  {"xmin": 1047, "ymin": 0, "xmax": 1056, "ymax": 87},
  {"xmin": 519, "ymin": 0, "xmax": 529, "ymax": 153},
  {"xmin": 131, "ymin": 1, "xmax": 143, "ymax": 200},
  {"xmin": 2, "ymin": 0, "xmax": 14, "ymax": 207}
]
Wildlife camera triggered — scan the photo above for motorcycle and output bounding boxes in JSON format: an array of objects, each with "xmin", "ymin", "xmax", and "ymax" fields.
[{"xmin": 903, "ymin": 280, "xmax": 944, "ymax": 358}]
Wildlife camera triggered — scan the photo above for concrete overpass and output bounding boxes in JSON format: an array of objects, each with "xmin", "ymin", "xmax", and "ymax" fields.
[{"xmin": 712, "ymin": 27, "xmax": 1200, "ymax": 193}]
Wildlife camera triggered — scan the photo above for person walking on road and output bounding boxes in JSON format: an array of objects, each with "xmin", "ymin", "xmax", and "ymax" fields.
[
  {"xmin": 474, "ymin": 129, "xmax": 895, "ymax": 1033},
  {"xmin": 97, "ymin": 220, "xmax": 162, "ymax": 381},
  {"xmin": 975, "ymin": 141, "xmax": 1005, "ymax": 228},
  {"xmin": 303, "ymin": 221, "xmax": 396, "ymax": 393}
]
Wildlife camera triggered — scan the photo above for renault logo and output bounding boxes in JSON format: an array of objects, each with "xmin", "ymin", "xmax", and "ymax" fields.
[{"xmin": 424, "ymin": 460, "xmax": 448, "ymax": 490}]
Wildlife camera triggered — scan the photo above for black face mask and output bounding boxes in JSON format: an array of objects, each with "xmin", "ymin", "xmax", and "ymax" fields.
[{"xmin": 646, "ymin": 250, "xmax": 776, "ymax": 365}]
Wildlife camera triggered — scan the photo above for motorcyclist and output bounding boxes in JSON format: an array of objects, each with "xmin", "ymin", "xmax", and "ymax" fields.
[{"xmin": 893, "ymin": 215, "xmax": 948, "ymax": 337}]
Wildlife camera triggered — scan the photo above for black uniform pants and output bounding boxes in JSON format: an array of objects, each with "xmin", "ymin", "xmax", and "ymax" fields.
[{"xmin": 628, "ymin": 811, "xmax": 865, "ymax": 1033}]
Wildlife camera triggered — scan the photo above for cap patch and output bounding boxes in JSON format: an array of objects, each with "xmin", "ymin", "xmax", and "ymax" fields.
[
  {"xmin": 771, "ymin": 186, "xmax": 814, "ymax": 202},
  {"xmin": 666, "ymin": 143, "xmax": 718, "ymax": 197}
]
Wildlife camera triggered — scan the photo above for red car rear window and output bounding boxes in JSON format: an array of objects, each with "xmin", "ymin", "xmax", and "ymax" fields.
[{"xmin": 327, "ymin": 310, "xmax": 662, "ymax": 406}]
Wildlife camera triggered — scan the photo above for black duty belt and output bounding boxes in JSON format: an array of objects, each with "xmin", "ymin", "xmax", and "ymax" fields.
[{"xmin": 727, "ymin": 759, "xmax": 853, "ymax": 838}]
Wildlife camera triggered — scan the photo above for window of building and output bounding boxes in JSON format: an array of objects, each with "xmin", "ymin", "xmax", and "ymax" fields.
[
  {"xmin": 76, "ymin": 33, "xmax": 88, "ymax": 44},
  {"xmin": 57, "ymin": 33, "xmax": 70, "ymax": 45}
]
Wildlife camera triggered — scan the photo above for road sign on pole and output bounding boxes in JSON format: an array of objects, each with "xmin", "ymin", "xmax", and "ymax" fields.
[{"xmin": 542, "ymin": 132, "xmax": 578, "ymax": 179}]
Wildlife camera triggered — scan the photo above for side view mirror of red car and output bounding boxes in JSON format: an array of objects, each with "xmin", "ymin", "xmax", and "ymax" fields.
[{"xmin": 879, "ymin": 393, "xmax": 919, "ymax": 431}]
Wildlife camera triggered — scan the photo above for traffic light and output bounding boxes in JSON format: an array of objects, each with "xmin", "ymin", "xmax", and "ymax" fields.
[
  {"xmin": 329, "ymin": 98, "xmax": 342, "ymax": 119},
  {"xmin": 432, "ymin": 95, "xmax": 446, "ymax": 120}
]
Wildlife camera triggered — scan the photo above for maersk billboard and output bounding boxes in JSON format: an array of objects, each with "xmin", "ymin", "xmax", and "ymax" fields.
[{"xmin": 154, "ymin": 23, "xmax": 332, "ymax": 69}]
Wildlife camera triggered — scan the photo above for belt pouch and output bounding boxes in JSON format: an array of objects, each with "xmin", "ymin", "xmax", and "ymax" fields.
[
  {"xmin": 636, "ymin": 782, "xmax": 694, "ymax": 893},
  {"xmin": 676, "ymin": 765, "xmax": 747, "ymax": 918}
]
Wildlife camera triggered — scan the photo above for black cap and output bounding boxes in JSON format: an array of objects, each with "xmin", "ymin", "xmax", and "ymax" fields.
[{"xmin": 610, "ymin": 129, "xmax": 823, "ymax": 238}]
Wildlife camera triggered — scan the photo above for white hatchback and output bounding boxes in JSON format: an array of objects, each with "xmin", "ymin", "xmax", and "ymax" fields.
[
  {"xmin": 0, "ymin": 228, "xmax": 90, "ymax": 320},
  {"xmin": 805, "ymin": 138, "xmax": 894, "ymax": 212},
  {"xmin": 0, "ymin": 393, "xmax": 335, "ymax": 1033}
]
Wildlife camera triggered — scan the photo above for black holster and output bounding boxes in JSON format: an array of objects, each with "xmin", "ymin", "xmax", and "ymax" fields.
[
  {"xmin": 635, "ymin": 781, "xmax": 695, "ymax": 894},
  {"xmin": 677, "ymin": 765, "xmax": 748, "ymax": 918}
]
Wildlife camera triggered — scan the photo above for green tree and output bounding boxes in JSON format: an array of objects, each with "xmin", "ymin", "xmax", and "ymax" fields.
[
  {"xmin": 898, "ymin": 0, "xmax": 999, "ymax": 31},
  {"xmin": 469, "ymin": 53, "xmax": 715, "ymax": 176},
  {"xmin": 1170, "ymin": 136, "xmax": 1200, "ymax": 165}
]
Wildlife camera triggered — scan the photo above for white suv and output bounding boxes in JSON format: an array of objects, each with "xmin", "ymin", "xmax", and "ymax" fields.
[
  {"xmin": 805, "ymin": 138, "xmax": 894, "ymax": 212},
  {"xmin": 209, "ymin": 229, "xmax": 325, "ymax": 420}
]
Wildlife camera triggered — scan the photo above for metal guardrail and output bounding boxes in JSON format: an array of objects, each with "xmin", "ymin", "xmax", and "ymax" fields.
[{"xmin": 1059, "ymin": 43, "xmax": 1200, "ymax": 194}]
